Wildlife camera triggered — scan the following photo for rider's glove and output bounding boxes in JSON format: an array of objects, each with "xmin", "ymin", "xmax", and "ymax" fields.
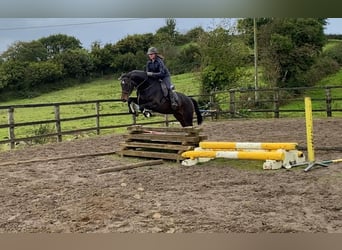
[{"xmin": 147, "ymin": 72, "xmax": 154, "ymax": 76}]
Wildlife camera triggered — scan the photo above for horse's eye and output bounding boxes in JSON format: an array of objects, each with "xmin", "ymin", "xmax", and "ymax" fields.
[{"xmin": 121, "ymin": 80, "xmax": 125, "ymax": 84}]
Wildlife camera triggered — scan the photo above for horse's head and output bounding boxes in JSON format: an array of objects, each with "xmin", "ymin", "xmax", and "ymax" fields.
[
  {"xmin": 118, "ymin": 72, "xmax": 134, "ymax": 102},
  {"xmin": 118, "ymin": 70, "xmax": 148, "ymax": 102}
]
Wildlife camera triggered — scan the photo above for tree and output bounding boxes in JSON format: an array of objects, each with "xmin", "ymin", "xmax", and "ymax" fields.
[
  {"xmin": 0, "ymin": 60, "xmax": 29, "ymax": 90},
  {"xmin": 54, "ymin": 48, "xmax": 94, "ymax": 80},
  {"xmin": 114, "ymin": 33, "xmax": 154, "ymax": 55},
  {"xmin": 155, "ymin": 18, "xmax": 179, "ymax": 45},
  {"xmin": 38, "ymin": 34, "xmax": 82, "ymax": 59},
  {"xmin": 237, "ymin": 18, "xmax": 273, "ymax": 47},
  {"xmin": 182, "ymin": 26, "xmax": 206, "ymax": 43},
  {"xmin": 198, "ymin": 23, "xmax": 250, "ymax": 93},
  {"xmin": 1, "ymin": 41, "xmax": 47, "ymax": 62},
  {"xmin": 90, "ymin": 42, "xmax": 117, "ymax": 75},
  {"xmin": 111, "ymin": 51, "xmax": 146, "ymax": 73},
  {"xmin": 241, "ymin": 18, "xmax": 327, "ymax": 87},
  {"xmin": 170, "ymin": 43, "xmax": 201, "ymax": 74},
  {"xmin": 25, "ymin": 61, "xmax": 63, "ymax": 88}
]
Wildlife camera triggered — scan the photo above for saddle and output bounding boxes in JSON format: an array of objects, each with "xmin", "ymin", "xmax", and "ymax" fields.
[
  {"xmin": 159, "ymin": 80, "xmax": 169, "ymax": 97},
  {"xmin": 159, "ymin": 79, "xmax": 178, "ymax": 105}
]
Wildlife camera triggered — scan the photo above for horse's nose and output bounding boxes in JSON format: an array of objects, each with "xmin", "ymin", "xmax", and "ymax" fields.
[{"xmin": 121, "ymin": 94, "xmax": 128, "ymax": 102}]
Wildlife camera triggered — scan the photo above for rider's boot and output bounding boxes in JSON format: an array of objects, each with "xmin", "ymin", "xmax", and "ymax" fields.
[{"xmin": 169, "ymin": 89, "xmax": 178, "ymax": 110}]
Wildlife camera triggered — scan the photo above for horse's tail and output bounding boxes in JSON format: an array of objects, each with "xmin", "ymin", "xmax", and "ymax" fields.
[{"xmin": 191, "ymin": 98, "xmax": 203, "ymax": 125}]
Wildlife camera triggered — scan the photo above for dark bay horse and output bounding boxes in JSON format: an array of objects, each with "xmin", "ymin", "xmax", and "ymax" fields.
[{"xmin": 119, "ymin": 70, "xmax": 203, "ymax": 127}]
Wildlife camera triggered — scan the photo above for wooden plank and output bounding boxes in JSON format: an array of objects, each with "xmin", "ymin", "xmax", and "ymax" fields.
[
  {"xmin": 127, "ymin": 125, "xmax": 202, "ymax": 133},
  {"xmin": 123, "ymin": 133, "xmax": 201, "ymax": 143},
  {"xmin": 120, "ymin": 125, "xmax": 206, "ymax": 162},
  {"xmin": 120, "ymin": 149, "xmax": 182, "ymax": 161},
  {"xmin": 199, "ymin": 135, "xmax": 208, "ymax": 141},
  {"xmin": 0, "ymin": 151, "xmax": 117, "ymax": 167},
  {"xmin": 97, "ymin": 159, "xmax": 164, "ymax": 174},
  {"xmin": 120, "ymin": 141, "xmax": 193, "ymax": 151}
]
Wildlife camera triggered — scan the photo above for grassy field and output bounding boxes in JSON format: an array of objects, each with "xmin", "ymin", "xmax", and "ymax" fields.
[
  {"xmin": 279, "ymin": 70, "xmax": 342, "ymax": 118},
  {"xmin": 323, "ymin": 39, "xmax": 342, "ymax": 52}
]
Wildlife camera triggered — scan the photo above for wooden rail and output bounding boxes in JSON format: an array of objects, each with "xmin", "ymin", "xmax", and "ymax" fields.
[
  {"xmin": 0, "ymin": 99, "xmax": 176, "ymax": 149},
  {"xmin": 1, "ymin": 85, "xmax": 342, "ymax": 150},
  {"xmin": 194, "ymin": 85, "xmax": 342, "ymax": 119}
]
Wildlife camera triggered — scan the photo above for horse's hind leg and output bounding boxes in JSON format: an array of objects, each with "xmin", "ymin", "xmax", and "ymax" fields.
[
  {"xmin": 183, "ymin": 114, "xmax": 194, "ymax": 127},
  {"xmin": 173, "ymin": 112, "xmax": 193, "ymax": 127}
]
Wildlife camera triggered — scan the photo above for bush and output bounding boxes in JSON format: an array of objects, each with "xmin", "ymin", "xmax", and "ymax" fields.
[
  {"xmin": 32, "ymin": 124, "xmax": 56, "ymax": 144},
  {"xmin": 26, "ymin": 61, "xmax": 64, "ymax": 87},
  {"xmin": 300, "ymin": 56, "xmax": 340, "ymax": 86},
  {"xmin": 323, "ymin": 42, "xmax": 342, "ymax": 65},
  {"xmin": 200, "ymin": 65, "xmax": 233, "ymax": 94}
]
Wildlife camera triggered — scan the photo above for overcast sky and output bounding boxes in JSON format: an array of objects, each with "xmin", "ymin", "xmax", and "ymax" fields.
[{"xmin": 1, "ymin": 18, "xmax": 341, "ymax": 54}]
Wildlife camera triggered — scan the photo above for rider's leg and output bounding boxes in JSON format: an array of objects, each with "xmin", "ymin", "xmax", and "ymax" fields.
[{"xmin": 163, "ymin": 76, "xmax": 178, "ymax": 110}]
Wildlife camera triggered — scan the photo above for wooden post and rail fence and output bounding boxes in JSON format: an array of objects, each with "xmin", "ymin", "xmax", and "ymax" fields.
[{"xmin": 1, "ymin": 86, "xmax": 342, "ymax": 149}]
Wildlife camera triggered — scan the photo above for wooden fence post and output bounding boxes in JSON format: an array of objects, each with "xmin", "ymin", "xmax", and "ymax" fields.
[
  {"xmin": 95, "ymin": 101, "xmax": 100, "ymax": 135},
  {"xmin": 229, "ymin": 89, "xmax": 236, "ymax": 117},
  {"xmin": 8, "ymin": 107, "xmax": 15, "ymax": 149},
  {"xmin": 54, "ymin": 104, "xmax": 62, "ymax": 142},
  {"xmin": 274, "ymin": 88, "xmax": 280, "ymax": 118},
  {"xmin": 209, "ymin": 92, "xmax": 217, "ymax": 120},
  {"xmin": 325, "ymin": 87, "xmax": 332, "ymax": 117},
  {"xmin": 132, "ymin": 113, "xmax": 136, "ymax": 125},
  {"xmin": 165, "ymin": 114, "xmax": 169, "ymax": 127}
]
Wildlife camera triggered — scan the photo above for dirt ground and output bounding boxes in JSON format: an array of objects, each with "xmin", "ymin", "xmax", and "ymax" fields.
[{"xmin": 0, "ymin": 118, "xmax": 341, "ymax": 233}]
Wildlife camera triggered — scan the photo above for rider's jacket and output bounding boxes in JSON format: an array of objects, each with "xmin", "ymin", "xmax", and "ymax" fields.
[{"xmin": 146, "ymin": 56, "xmax": 170, "ymax": 79}]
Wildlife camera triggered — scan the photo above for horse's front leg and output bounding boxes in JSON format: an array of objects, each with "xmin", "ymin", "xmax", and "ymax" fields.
[
  {"xmin": 127, "ymin": 97, "xmax": 140, "ymax": 116},
  {"xmin": 128, "ymin": 98, "xmax": 152, "ymax": 117},
  {"xmin": 139, "ymin": 99, "xmax": 160, "ymax": 118},
  {"xmin": 138, "ymin": 103, "xmax": 153, "ymax": 118}
]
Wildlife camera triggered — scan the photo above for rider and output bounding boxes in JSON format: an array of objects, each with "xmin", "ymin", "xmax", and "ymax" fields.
[{"xmin": 145, "ymin": 47, "xmax": 178, "ymax": 110}]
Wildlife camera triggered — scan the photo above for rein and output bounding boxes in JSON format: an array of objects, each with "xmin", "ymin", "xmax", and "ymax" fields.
[
  {"xmin": 121, "ymin": 74, "xmax": 148, "ymax": 95},
  {"xmin": 134, "ymin": 76, "xmax": 150, "ymax": 92}
]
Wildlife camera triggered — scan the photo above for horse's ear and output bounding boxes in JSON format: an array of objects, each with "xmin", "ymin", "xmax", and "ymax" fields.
[{"xmin": 118, "ymin": 72, "xmax": 125, "ymax": 80}]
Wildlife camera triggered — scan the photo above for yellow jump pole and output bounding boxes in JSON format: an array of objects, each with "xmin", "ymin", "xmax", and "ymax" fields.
[
  {"xmin": 291, "ymin": 97, "xmax": 329, "ymax": 171},
  {"xmin": 200, "ymin": 141, "xmax": 298, "ymax": 151},
  {"xmin": 181, "ymin": 150, "xmax": 285, "ymax": 161},
  {"xmin": 305, "ymin": 96, "xmax": 315, "ymax": 162}
]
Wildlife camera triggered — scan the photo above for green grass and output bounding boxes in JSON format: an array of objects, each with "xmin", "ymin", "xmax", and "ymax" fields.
[
  {"xmin": 172, "ymin": 72, "xmax": 202, "ymax": 95},
  {"xmin": 279, "ymin": 70, "xmax": 342, "ymax": 118},
  {"xmin": 280, "ymin": 39, "xmax": 342, "ymax": 118},
  {"xmin": 0, "ymin": 76, "xmax": 126, "ymax": 141},
  {"xmin": 323, "ymin": 39, "xmax": 342, "ymax": 52}
]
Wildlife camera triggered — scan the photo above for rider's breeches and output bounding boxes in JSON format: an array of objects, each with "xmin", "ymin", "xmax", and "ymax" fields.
[{"xmin": 163, "ymin": 76, "xmax": 172, "ymax": 89}]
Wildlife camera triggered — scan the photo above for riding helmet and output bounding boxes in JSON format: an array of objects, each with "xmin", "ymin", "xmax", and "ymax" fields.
[{"xmin": 147, "ymin": 47, "xmax": 158, "ymax": 55}]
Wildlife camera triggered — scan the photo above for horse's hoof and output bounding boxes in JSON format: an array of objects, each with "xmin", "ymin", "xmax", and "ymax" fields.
[{"xmin": 143, "ymin": 111, "xmax": 152, "ymax": 118}]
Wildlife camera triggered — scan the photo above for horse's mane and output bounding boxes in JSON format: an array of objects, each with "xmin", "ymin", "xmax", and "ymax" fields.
[{"xmin": 130, "ymin": 70, "xmax": 145, "ymax": 75}]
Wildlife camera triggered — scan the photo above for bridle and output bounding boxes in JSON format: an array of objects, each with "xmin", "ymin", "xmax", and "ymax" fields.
[
  {"xmin": 121, "ymin": 73, "xmax": 149, "ymax": 95},
  {"xmin": 120, "ymin": 77, "xmax": 133, "ymax": 96}
]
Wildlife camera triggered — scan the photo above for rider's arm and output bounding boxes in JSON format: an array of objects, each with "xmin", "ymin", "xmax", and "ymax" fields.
[{"xmin": 149, "ymin": 58, "xmax": 169, "ymax": 78}]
